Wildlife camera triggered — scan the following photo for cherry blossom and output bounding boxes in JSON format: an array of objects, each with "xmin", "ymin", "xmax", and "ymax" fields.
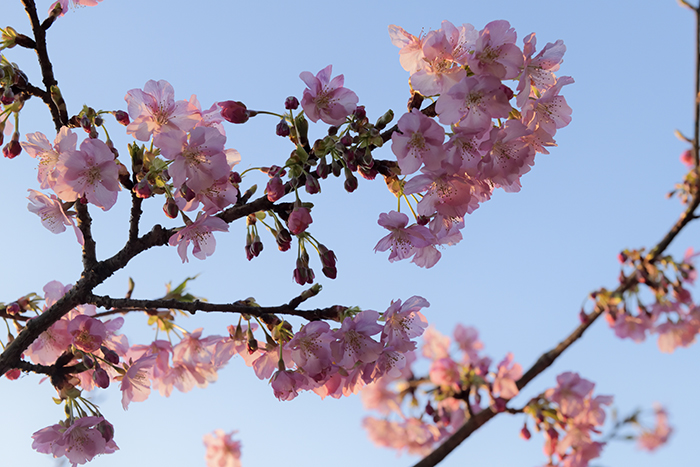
[
  {"xmin": 374, "ymin": 211, "xmax": 440, "ymax": 268},
  {"xmin": 125, "ymin": 79, "xmax": 199, "ymax": 142},
  {"xmin": 53, "ymin": 138, "xmax": 120, "ymax": 211},
  {"xmin": 299, "ymin": 65, "xmax": 359, "ymax": 125},
  {"xmin": 169, "ymin": 214, "xmax": 229, "ymax": 262},
  {"xmin": 22, "ymin": 128, "xmax": 77, "ymax": 189},
  {"xmin": 32, "ymin": 416, "xmax": 118, "ymax": 466},
  {"xmin": 391, "ymin": 109, "xmax": 445, "ymax": 175},
  {"xmin": 203, "ymin": 430, "xmax": 242, "ymax": 467},
  {"xmin": 26, "ymin": 189, "xmax": 84, "ymax": 244}
]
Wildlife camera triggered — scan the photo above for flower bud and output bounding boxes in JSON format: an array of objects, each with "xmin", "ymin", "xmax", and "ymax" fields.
[
  {"xmin": 133, "ymin": 178, "xmax": 152, "ymax": 199},
  {"xmin": 344, "ymin": 170, "xmax": 358, "ymax": 193},
  {"xmin": 6, "ymin": 302, "xmax": 21, "ymax": 315},
  {"xmin": 229, "ymin": 171, "xmax": 242, "ymax": 184},
  {"xmin": 100, "ymin": 346, "xmax": 120, "ymax": 365},
  {"xmin": 163, "ymin": 197, "xmax": 179, "ymax": 219},
  {"xmin": 218, "ymin": 100, "xmax": 255, "ymax": 124},
  {"xmin": 3, "ymin": 135, "xmax": 21, "ymax": 159},
  {"xmin": 114, "ymin": 110, "xmax": 130, "ymax": 126},
  {"xmin": 340, "ymin": 135, "xmax": 353, "ymax": 147},
  {"xmin": 520, "ymin": 425, "xmax": 531, "ymax": 440},
  {"xmin": 284, "ymin": 96, "xmax": 299, "ymax": 110},
  {"xmin": 96, "ymin": 419, "xmax": 115, "ymax": 442},
  {"xmin": 276, "ymin": 119, "xmax": 290, "ymax": 137},
  {"xmin": 276, "ymin": 228, "xmax": 292, "ymax": 252},
  {"xmin": 305, "ymin": 174, "xmax": 321, "ymax": 194},
  {"xmin": 92, "ymin": 365, "xmax": 110, "ymax": 389},
  {"xmin": 265, "ymin": 176, "xmax": 285, "ymax": 202},
  {"xmin": 353, "ymin": 105, "xmax": 367, "ymax": 121},
  {"xmin": 180, "ymin": 183, "xmax": 196, "ymax": 202},
  {"xmin": 317, "ymin": 157, "xmax": 330, "ymax": 179}
]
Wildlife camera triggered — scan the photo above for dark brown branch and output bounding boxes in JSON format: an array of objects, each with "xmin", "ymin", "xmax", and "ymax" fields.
[
  {"xmin": 128, "ymin": 193, "xmax": 143, "ymax": 244},
  {"xmin": 76, "ymin": 201, "xmax": 97, "ymax": 270},
  {"xmin": 87, "ymin": 295, "xmax": 344, "ymax": 322},
  {"xmin": 21, "ymin": 0, "xmax": 64, "ymax": 130}
]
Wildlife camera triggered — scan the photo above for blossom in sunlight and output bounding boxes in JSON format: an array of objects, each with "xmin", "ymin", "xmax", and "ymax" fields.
[
  {"xmin": 50, "ymin": 0, "xmax": 104, "ymax": 17},
  {"xmin": 169, "ymin": 213, "xmax": 229, "ymax": 262},
  {"xmin": 125, "ymin": 79, "xmax": 199, "ymax": 142},
  {"xmin": 27, "ymin": 189, "xmax": 84, "ymax": 244},
  {"xmin": 203, "ymin": 430, "xmax": 242, "ymax": 467},
  {"xmin": 300, "ymin": 65, "xmax": 359, "ymax": 125},
  {"xmin": 53, "ymin": 138, "xmax": 120, "ymax": 211},
  {"xmin": 32, "ymin": 416, "xmax": 118, "ymax": 466}
]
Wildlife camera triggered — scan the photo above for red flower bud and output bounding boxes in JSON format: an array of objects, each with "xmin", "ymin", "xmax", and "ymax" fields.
[{"xmin": 218, "ymin": 100, "xmax": 255, "ymax": 124}]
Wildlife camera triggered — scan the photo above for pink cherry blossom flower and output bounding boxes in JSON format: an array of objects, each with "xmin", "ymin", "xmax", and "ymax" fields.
[
  {"xmin": 467, "ymin": 20, "xmax": 524, "ymax": 80},
  {"xmin": 637, "ymin": 405, "xmax": 672, "ymax": 451},
  {"xmin": 478, "ymin": 119, "xmax": 535, "ymax": 192},
  {"xmin": 331, "ymin": 310, "xmax": 384, "ymax": 368},
  {"xmin": 453, "ymin": 324, "xmax": 483, "ymax": 363},
  {"xmin": 521, "ymin": 75, "xmax": 574, "ymax": 137},
  {"xmin": 374, "ymin": 211, "xmax": 440, "ymax": 268},
  {"xmin": 49, "ymin": 0, "xmax": 104, "ymax": 17},
  {"xmin": 203, "ymin": 429, "xmax": 242, "ymax": 467},
  {"xmin": 119, "ymin": 355, "xmax": 157, "ymax": 410},
  {"xmin": 287, "ymin": 206, "xmax": 313, "ymax": 235},
  {"xmin": 517, "ymin": 33, "xmax": 566, "ymax": 107},
  {"xmin": 410, "ymin": 28, "xmax": 467, "ymax": 96},
  {"xmin": 169, "ymin": 213, "xmax": 229, "ymax": 263},
  {"xmin": 68, "ymin": 315, "xmax": 107, "ymax": 353},
  {"xmin": 125, "ymin": 80, "xmax": 199, "ymax": 141},
  {"xmin": 300, "ymin": 65, "xmax": 359, "ymax": 125},
  {"xmin": 27, "ymin": 189, "xmax": 84, "ymax": 245},
  {"xmin": 388, "ymin": 25, "xmax": 426, "ymax": 74},
  {"xmin": 492, "ymin": 352, "xmax": 522, "ymax": 399},
  {"xmin": 157, "ymin": 126, "xmax": 230, "ymax": 192},
  {"xmin": 190, "ymin": 95, "xmax": 226, "ymax": 135},
  {"xmin": 26, "ymin": 319, "xmax": 72, "ymax": 365},
  {"xmin": 288, "ymin": 321, "xmax": 334, "ymax": 379},
  {"xmin": 391, "ymin": 109, "xmax": 445, "ymax": 175},
  {"xmin": 381, "ymin": 296, "xmax": 429, "ymax": 352},
  {"xmin": 545, "ymin": 372, "xmax": 595, "ymax": 418},
  {"xmin": 54, "ymin": 138, "xmax": 120, "ymax": 210},
  {"xmin": 436, "ymin": 74, "xmax": 512, "ymax": 129},
  {"xmin": 22, "ymin": 128, "xmax": 77, "ymax": 189},
  {"xmin": 271, "ymin": 369, "xmax": 312, "ymax": 401},
  {"xmin": 32, "ymin": 416, "xmax": 118, "ymax": 466},
  {"xmin": 429, "ymin": 356, "xmax": 461, "ymax": 391}
]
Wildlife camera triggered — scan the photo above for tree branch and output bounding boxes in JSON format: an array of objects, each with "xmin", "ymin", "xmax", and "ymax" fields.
[
  {"xmin": 412, "ymin": 169, "xmax": 700, "ymax": 467},
  {"xmin": 87, "ymin": 294, "xmax": 344, "ymax": 322},
  {"xmin": 20, "ymin": 0, "xmax": 64, "ymax": 130}
]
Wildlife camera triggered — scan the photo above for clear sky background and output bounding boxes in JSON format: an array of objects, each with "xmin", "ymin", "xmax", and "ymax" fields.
[{"xmin": 1, "ymin": 1, "xmax": 699, "ymax": 466}]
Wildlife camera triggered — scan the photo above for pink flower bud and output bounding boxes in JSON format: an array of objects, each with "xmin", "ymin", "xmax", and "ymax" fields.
[
  {"xmin": 520, "ymin": 425, "xmax": 531, "ymax": 440},
  {"xmin": 218, "ymin": 100, "xmax": 255, "ymax": 124},
  {"xmin": 266, "ymin": 176, "xmax": 285, "ymax": 202},
  {"xmin": 288, "ymin": 206, "xmax": 312, "ymax": 235},
  {"xmin": 3, "ymin": 137, "xmax": 22, "ymax": 159},
  {"xmin": 6, "ymin": 302, "xmax": 21, "ymax": 315},
  {"xmin": 100, "ymin": 346, "xmax": 120, "ymax": 365},
  {"xmin": 92, "ymin": 365, "xmax": 110, "ymax": 389},
  {"xmin": 163, "ymin": 198, "xmax": 179, "ymax": 219},
  {"xmin": 114, "ymin": 110, "xmax": 130, "ymax": 126}
]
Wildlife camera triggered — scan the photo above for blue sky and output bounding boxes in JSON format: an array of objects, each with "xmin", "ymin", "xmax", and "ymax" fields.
[{"xmin": 1, "ymin": 1, "xmax": 699, "ymax": 466}]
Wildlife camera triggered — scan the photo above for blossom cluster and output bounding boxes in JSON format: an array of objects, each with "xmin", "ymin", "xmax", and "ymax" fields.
[
  {"xmin": 376, "ymin": 21, "xmax": 572, "ymax": 267},
  {"xmin": 11, "ymin": 281, "xmax": 429, "ymax": 464},
  {"xmin": 522, "ymin": 372, "xmax": 613, "ymax": 467},
  {"xmin": 361, "ymin": 323, "xmax": 523, "ymax": 455},
  {"xmin": 598, "ymin": 247, "xmax": 700, "ymax": 352}
]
